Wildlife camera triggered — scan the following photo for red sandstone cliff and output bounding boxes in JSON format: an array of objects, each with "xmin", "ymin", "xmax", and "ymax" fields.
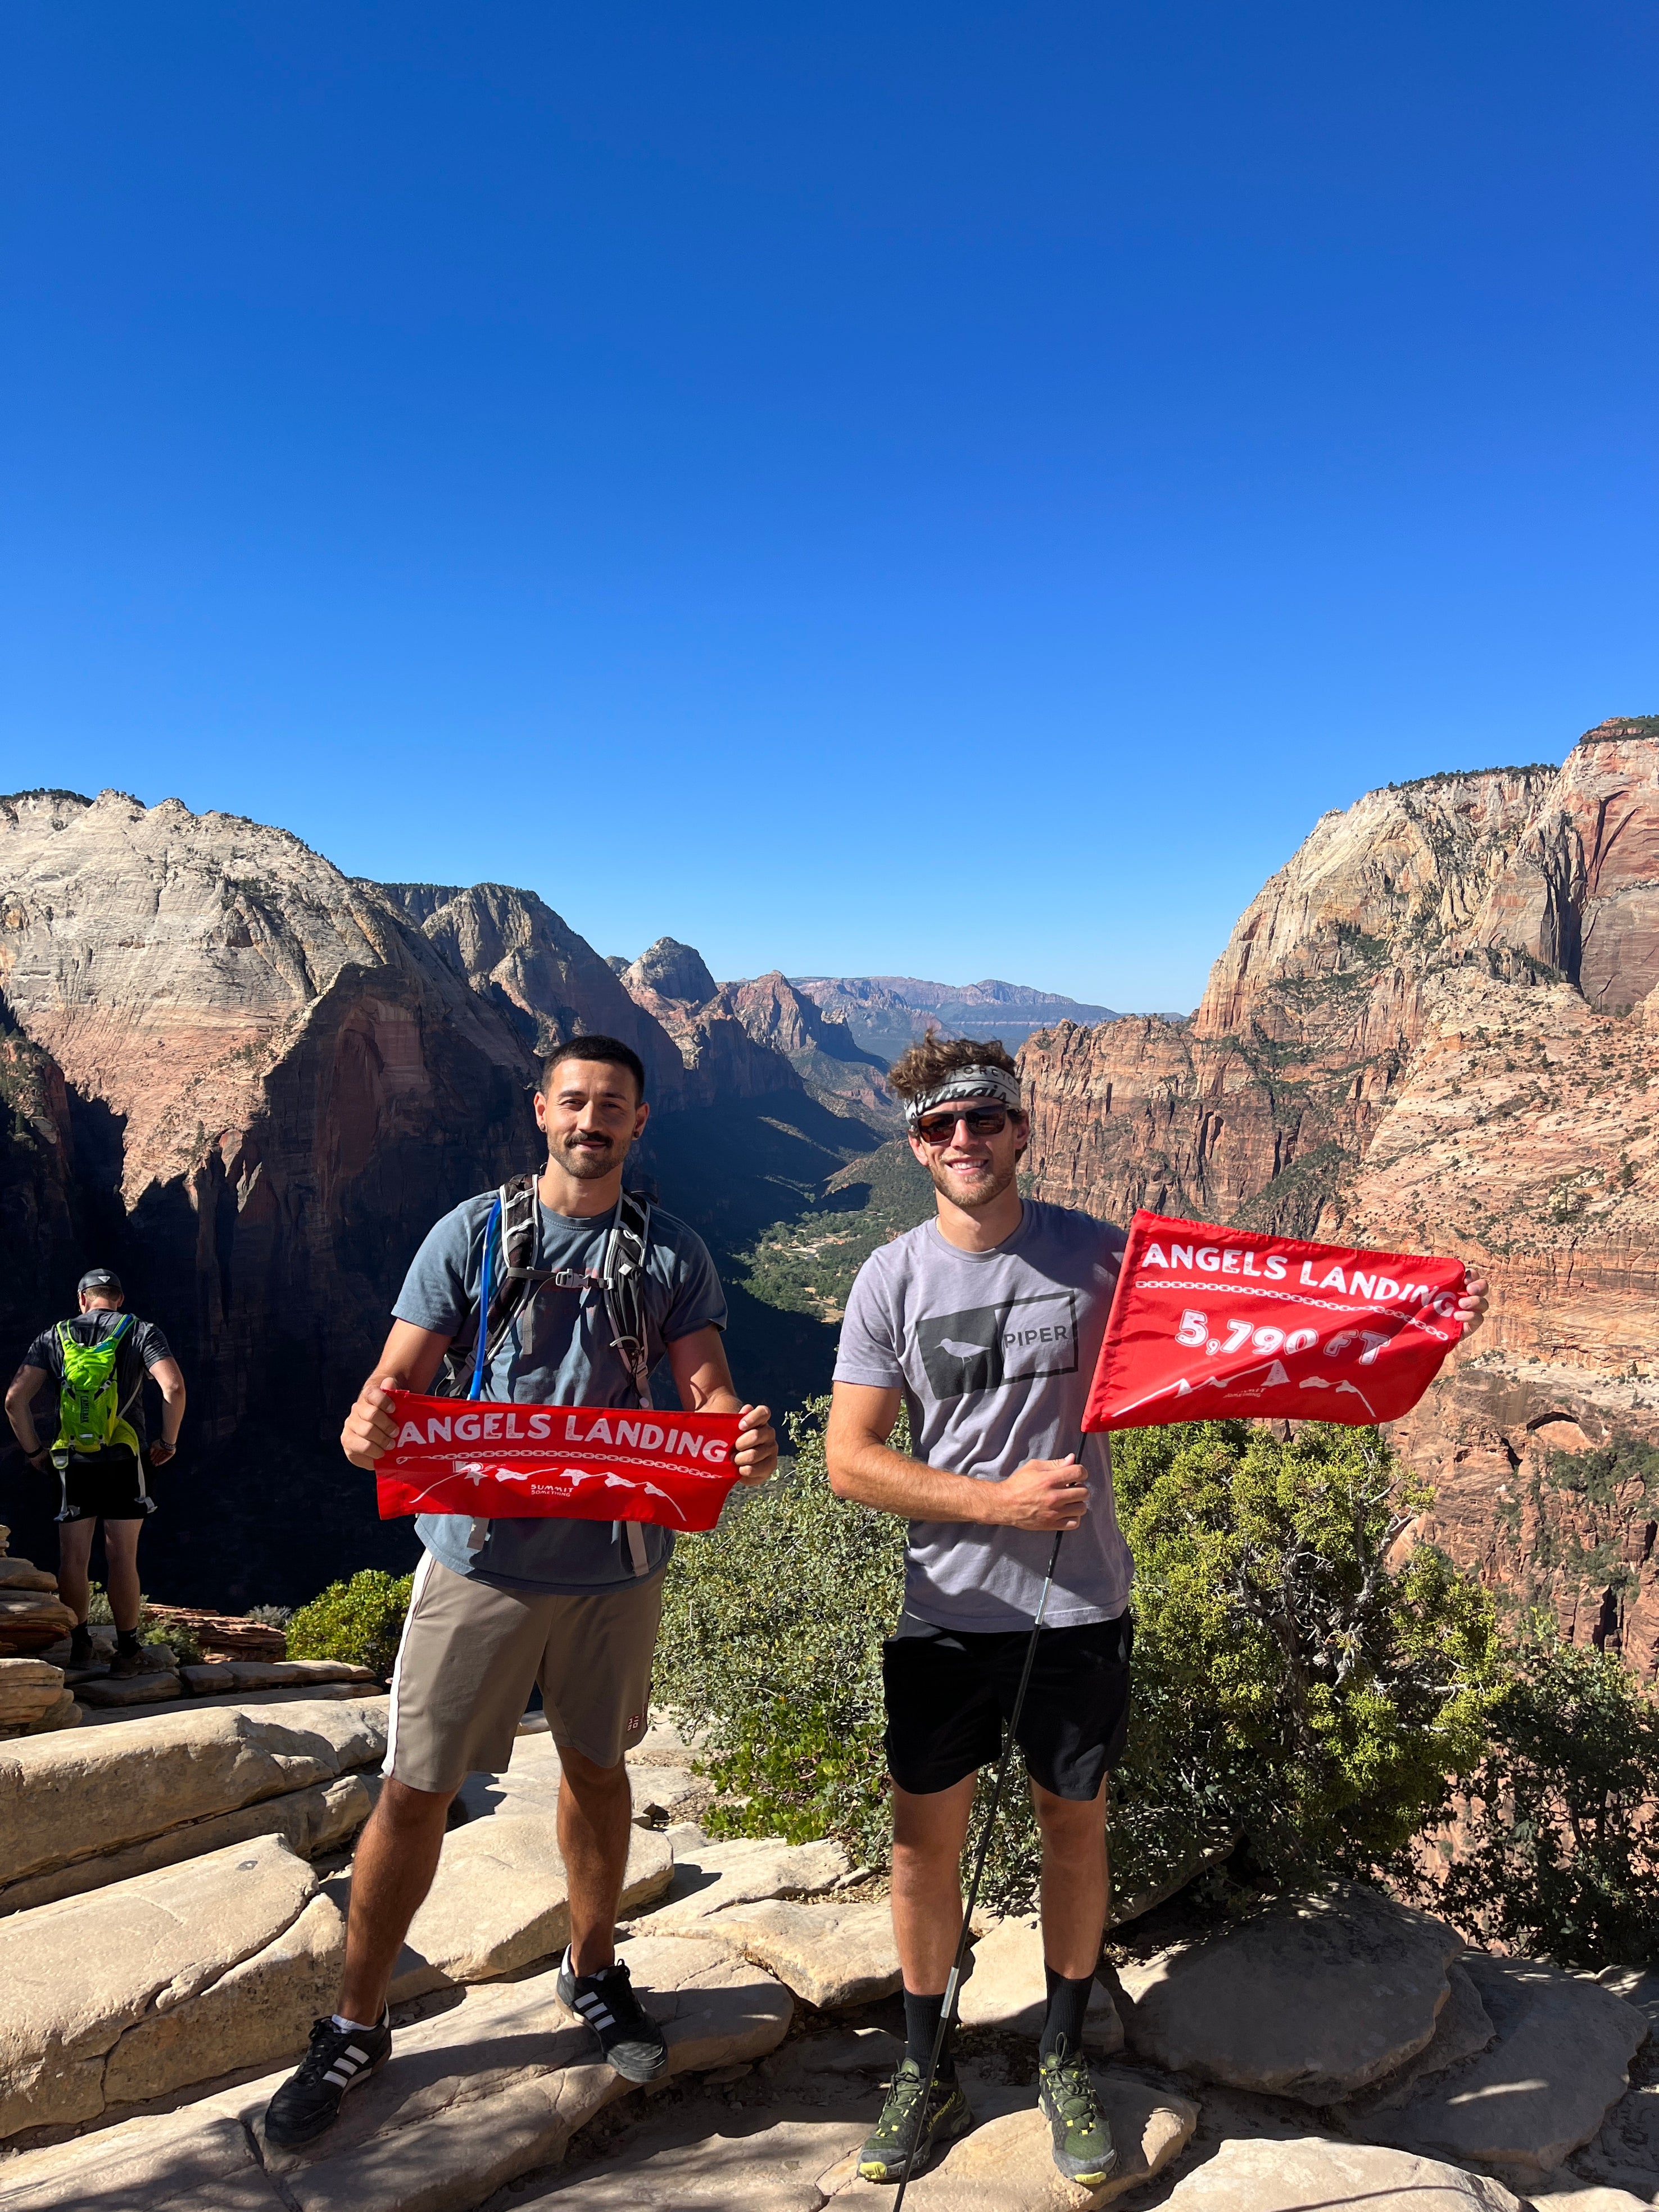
[
  {"xmin": 380, "ymin": 882, "xmax": 690, "ymax": 1104},
  {"xmin": 0, "ymin": 792, "xmax": 538, "ymax": 1463},
  {"xmin": 1021, "ymin": 720, "xmax": 1659, "ymax": 1671},
  {"xmin": 722, "ymin": 972, "xmax": 895, "ymax": 1124},
  {"xmin": 618, "ymin": 939, "xmax": 804, "ymax": 1105}
]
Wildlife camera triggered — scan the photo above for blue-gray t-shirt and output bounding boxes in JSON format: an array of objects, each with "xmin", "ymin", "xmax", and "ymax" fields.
[{"xmin": 392, "ymin": 1190, "xmax": 727, "ymax": 1593}]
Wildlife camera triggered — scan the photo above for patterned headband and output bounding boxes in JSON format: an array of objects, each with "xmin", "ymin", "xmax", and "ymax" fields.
[{"xmin": 904, "ymin": 1064, "xmax": 1024, "ymax": 1126}]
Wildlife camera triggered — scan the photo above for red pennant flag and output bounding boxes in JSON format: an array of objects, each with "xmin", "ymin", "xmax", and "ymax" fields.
[
  {"xmin": 374, "ymin": 1392, "xmax": 745, "ymax": 1530},
  {"xmin": 1083, "ymin": 1211, "xmax": 1468, "ymax": 1432}
]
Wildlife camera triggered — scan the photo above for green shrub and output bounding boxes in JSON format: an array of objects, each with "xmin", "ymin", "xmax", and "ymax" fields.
[
  {"xmin": 655, "ymin": 1404, "xmax": 1501, "ymax": 1917},
  {"xmin": 1111, "ymin": 1419, "xmax": 1499, "ymax": 1897},
  {"xmin": 1412, "ymin": 1616, "xmax": 1659, "ymax": 1968},
  {"xmin": 152, "ymin": 1615, "xmax": 203, "ymax": 1664},
  {"xmin": 654, "ymin": 1399, "xmax": 905, "ymax": 1871},
  {"xmin": 287, "ymin": 1569, "xmax": 414, "ymax": 1679}
]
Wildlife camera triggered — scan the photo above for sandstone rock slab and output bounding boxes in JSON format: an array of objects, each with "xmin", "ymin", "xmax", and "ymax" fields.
[
  {"xmin": 390, "ymin": 1814, "xmax": 673, "ymax": 2000},
  {"xmin": 629, "ymin": 1763, "xmax": 709, "ymax": 1819},
  {"xmin": 1601, "ymin": 1965, "xmax": 1659, "ymax": 2028},
  {"xmin": 0, "ymin": 1937, "xmax": 791, "ymax": 2210},
  {"xmin": 690, "ymin": 1897, "xmax": 901, "ymax": 2011},
  {"xmin": 637, "ymin": 1835, "xmax": 852, "ymax": 1930},
  {"xmin": 77, "ymin": 1669, "xmax": 184, "ymax": 1708},
  {"xmin": 1118, "ymin": 1883, "xmax": 1463, "ymax": 2099},
  {"xmin": 81, "ymin": 1680, "xmax": 375, "ymax": 1725},
  {"xmin": 823, "ymin": 2070, "xmax": 1196, "ymax": 2208},
  {"xmin": 181, "ymin": 1659, "xmax": 378, "ymax": 1694},
  {"xmin": 957, "ymin": 1918, "xmax": 1123, "ymax": 2052},
  {"xmin": 105, "ymin": 1887, "xmax": 346, "ymax": 2109},
  {"xmin": 0, "ymin": 1558, "xmax": 60, "ymax": 1593},
  {"xmin": 0, "ymin": 1695, "xmax": 388, "ymax": 1884},
  {"xmin": 1338, "ymin": 1959, "xmax": 1495, "ymax": 2115},
  {"xmin": 761, "ymin": 2024, "xmax": 904, "ymax": 2091},
  {"xmin": 25, "ymin": 1692, "xmax": 80, "ymax": 1735},
  {"xmin": 0, "ymin": 2107, "xmax": 288, "ymax": 2210},
  {"xmin": 514, "ymin": 2106, "xmax": 873, "ymax": 2209},
  {"xmin": 1531, "ymin": 2189, "xmax": 1655, "ymax": 2212},
  {"xmin": 1576, "ymin": 2079, "xmax": 1659, "ymax": 2199},
  {"xmin": 252, "ymin": 1933, "xmax": 792, "ymax": 2211},
  {"xmin": 0, "ymin": 1832, "xmax": 317, "ymax": 2138},
  {"xmin": 0, "ymin": 1589, "xmax": 76, "ymax": 1654},
  {"xmin": 1359, "ymin": 1953, "xmax": 1648, "ymax": 2181},
  {"xmin": 0, "ymin": 1772, "xmax": 377, "ymax": 1915},
  {"xmin": 1158, "ymin": 2136, "xmax": 1524, "ymax": 2210},
  {"xmin": 0, "ymin": 1659, "xmax": 66, "ymax": 1724}
]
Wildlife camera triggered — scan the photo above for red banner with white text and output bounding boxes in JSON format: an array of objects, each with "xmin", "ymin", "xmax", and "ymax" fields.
[
  {"xmin": 374, "ymin": 1393, "xmax": 744, "ymax": 1530},
  {"xmin": 1082, "ymin": 1212, "xmax": 1467, "ymax": 1432}
]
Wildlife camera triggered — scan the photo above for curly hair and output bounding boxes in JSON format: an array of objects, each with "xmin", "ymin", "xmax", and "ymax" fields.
[{"xmin": 886, "ymin": 1031, "xmax": 1021, "ymax": 1105}]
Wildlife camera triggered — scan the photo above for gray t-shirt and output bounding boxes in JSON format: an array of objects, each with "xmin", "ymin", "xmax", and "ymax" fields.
[
  {"xmin": 833, "ymin": 1199, "xmax": 1133, "ymax": 1632},
  {"xmin": 393, "ymin": 1190, "xmax": 727, "ymax": 1594}
]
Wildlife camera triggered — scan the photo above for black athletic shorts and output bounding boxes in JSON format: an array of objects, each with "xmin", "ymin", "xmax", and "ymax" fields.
[
  {"xmin": 882, "ymin": 1610, "xmax": 1133, "ymax": 1802},
  {"xmin": 55, "ymin": 1449, "xmax": 156, "ymax": 1524}
]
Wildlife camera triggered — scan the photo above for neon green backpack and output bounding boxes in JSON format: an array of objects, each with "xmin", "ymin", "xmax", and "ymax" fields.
[{"xmin": 52, "ymin": 1316, "xmax": 142, "ymax": 1463}]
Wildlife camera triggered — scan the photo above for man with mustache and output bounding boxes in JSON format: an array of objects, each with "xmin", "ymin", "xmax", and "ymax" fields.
[{"xmin": 265, "ymin": 1037, "xmax": 777, "ymax": 2150}]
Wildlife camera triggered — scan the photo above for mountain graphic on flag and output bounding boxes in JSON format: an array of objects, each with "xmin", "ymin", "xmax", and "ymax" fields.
[{"xmin": 1083, "ymin": 1212, "xmax": 1468, "ymax": 1433}]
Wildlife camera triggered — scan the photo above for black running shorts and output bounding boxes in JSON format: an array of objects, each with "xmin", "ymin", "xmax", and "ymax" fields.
[
  {"xmin": 55, "ymin": 1448, "xmax": 155, "ymax": 1524},
  {"xmin": 882, "ymin": 1610, "xmax": 1132, "ymax": 1802}
]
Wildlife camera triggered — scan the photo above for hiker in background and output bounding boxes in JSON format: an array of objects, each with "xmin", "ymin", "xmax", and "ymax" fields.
[
  {"xmin": 264, "ymin": 1035, "xmax": 778, "ymax": 2152},
  {"xmin": 4, "ymin": 1268, "xmax": 186, "ymax": 1677}
]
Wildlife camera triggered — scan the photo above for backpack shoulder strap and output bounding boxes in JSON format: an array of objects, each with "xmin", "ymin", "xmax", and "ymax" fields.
[
  {"xmin": 600, "ymin": 1191, "xmax": 654, "ymax": 1406},
  {"xmin": 435, "ymin": 1176, "xmax": 541, "ymax": 1399}
]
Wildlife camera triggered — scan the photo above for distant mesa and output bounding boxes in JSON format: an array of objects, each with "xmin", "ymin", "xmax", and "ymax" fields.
[{"xmin": 783, "ymin": 974, "xmax": 1122, "ymax": 1057}]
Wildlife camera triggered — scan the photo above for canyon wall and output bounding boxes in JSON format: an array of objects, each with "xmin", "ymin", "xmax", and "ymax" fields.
[
  {"xmin": 1021, "ymin": 720, "xmax": 1659, "ymax": 1672},
  {"xmin": 0, "ymin": 794, "xmax": 872, "ymax": 1606},
  {"xmin": 0, "ymin": 791, "xmax": 545, "ymax": 1602},
  {"xmin": 722, "ymin": 972, "xmax": 895, "ymax": 1123},
  {"xmin": 381, "ymin": 882, "xmax": 691, "ymax": 1104},
  {"xmin": 618, "ymin": 939, "xmax": 806, "ymax": 1105},
  {"xmin": 0, "ymin": 801, "xmax": 809, "ymax": 1607}
]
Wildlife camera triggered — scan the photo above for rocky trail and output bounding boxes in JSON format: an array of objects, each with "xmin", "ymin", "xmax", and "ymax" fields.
[{"xmin": 1, "ymin": 1543, "xmax": 1655, "ymax": 2212}]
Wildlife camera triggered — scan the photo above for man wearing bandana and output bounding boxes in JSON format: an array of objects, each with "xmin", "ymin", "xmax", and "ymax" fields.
[{"xmin": 826, "ymin": 1033, "xmax": 1132, "ymax": 2188}]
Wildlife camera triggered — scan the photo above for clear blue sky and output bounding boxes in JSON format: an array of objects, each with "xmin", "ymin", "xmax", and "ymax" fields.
[{"xmin": 2, "ymin": 4, "xmax": 1654, "ymax": 1011}]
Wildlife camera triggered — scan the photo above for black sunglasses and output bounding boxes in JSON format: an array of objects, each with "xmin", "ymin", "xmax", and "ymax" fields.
[{"xmin": 913, "ymin": 1106, "xmax": 1016, "ymax": 1143}]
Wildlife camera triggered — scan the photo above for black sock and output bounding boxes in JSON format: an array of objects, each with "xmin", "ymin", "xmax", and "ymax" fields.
[
  {"xmin": 903, "ymin": 1987, "xmax": 955, "ymax": 2079},
  {"xmin": 1039, "ymin": 1964, "xmax": 1095, "ymax": 2061},
  {"xmin": 116, "ymin": 1628, "xmax": 141, "ymax": 1655}
]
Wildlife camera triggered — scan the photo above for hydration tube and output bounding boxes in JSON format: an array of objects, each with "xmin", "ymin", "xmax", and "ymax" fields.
[{"xmin": 468, "ymin": 1197, "xmax": 503, "ymax": 1401}]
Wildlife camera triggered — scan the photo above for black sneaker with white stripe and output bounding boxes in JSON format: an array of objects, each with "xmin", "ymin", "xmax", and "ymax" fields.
[
  {"xmin": 263, "ymin": 2011, "xmax": 392, "ymax": 2148},
  {"xmin": 556, "ymin": 1950, "xmax": 669, "ymax": 2082}
]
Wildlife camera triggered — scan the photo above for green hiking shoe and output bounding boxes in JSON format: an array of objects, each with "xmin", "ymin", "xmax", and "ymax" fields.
[
  {"xmin": 856, "ymin": 2057, "xmax": 974, "ymax": 2183},
  {"xmin": 1037, "ymin": 2039, "xmax": 1117, "ymax": 2186}
]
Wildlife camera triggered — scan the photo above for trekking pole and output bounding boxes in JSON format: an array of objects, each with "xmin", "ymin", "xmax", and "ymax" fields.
[{"xmin": 892, "ymin": 1524, "xmax": 1067, "ymax": 2211}]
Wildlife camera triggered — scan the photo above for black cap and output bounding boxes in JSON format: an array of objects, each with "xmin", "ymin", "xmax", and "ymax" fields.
[{"xmin": 78, "ymin": 1268, "xmax": 123, "ymax": 1295}]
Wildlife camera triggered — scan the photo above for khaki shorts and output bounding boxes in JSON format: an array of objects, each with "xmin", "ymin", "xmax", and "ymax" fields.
[{"xmin": 383, "ymin": 1553, "xmax": 665, "ymax": 1794}]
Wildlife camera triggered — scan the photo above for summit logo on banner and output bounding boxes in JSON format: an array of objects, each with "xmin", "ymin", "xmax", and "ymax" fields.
[
  {"xmin": 374, "ymin": 1392, "xmax": 745, "ymax": 1530},
  {"xmin": 1083, "ymin": 1212, "xmax": 1468, "ymax": 1433}
]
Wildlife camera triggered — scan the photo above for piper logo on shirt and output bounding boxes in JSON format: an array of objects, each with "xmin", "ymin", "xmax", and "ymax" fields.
[{"xmin": 918, "ymin": 1293, "xmax": 1079, "ymax": 1399}]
